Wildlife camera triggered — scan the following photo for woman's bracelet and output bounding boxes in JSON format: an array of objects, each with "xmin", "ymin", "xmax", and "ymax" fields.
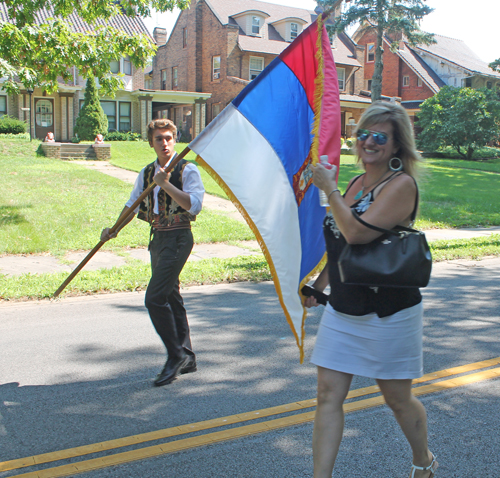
[{"xmin": 327, "ymin": 188, "xmax": 340, "ymax": 200}]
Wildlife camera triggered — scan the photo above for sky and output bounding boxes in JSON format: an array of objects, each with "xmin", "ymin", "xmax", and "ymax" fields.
[{"xmin": 142, "ymin": 0, "xmax": 498, "ymax": 64}]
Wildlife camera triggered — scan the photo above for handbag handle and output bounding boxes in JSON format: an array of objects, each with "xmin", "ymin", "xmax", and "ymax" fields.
[{"xmin": 351, "ymin": 210, "xmax": 418, "ymax": 237}]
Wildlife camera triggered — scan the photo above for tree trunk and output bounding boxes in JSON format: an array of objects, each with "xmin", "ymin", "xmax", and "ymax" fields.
[
  {"xmin": 466, "ymin": 145, "xmax": 474, "ymax": 160},
  {"xmin": 371, "ymin": 5, "xmax": 385, "ymax": 102}
]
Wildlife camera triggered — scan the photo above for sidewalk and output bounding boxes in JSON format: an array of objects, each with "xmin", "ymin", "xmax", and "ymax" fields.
[{"xmin": 1, "ymin": 160, "xmax": 499, "ymax": 277}]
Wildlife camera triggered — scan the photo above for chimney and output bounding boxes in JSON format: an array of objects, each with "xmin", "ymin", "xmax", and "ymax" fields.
[{"xmin": 153, "ymin": 27, "xmax": 168, "ymax": 45}]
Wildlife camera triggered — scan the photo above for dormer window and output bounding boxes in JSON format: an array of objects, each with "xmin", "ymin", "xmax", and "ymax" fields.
[
  {"xmin": 231, "ymin": 10, "xmax": 270, "ymax": 37},
  {"xmin": 252, "ymin": 16, "xmax": 260, "ymax": 35},
  {"xmin": 269, "ymin": 17, "xmax": 306, "ymax": 42}
]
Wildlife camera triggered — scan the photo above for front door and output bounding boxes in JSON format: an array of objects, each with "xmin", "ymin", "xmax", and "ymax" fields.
[{"xmin": 34, "ymin": 98, "xmax": 54, "ymax": 140}]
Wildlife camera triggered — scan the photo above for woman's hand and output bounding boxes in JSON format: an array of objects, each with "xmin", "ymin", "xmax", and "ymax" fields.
[
  {"xmin": 303, "ymin": 296, "xmax": 319, "ymax": 308},
  {"xmin": 311, "ymin": 163, "xmax": 338, "ymax": 194}
]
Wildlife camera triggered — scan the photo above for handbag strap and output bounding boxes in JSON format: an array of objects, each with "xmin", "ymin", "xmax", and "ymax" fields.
[
  {"xmin": 351, "ymin": 210, "xmax": 402, "ymax": 236},
  {"xmin": 351, "ymin": 174, "xmax": 420, "ymax": 235}
]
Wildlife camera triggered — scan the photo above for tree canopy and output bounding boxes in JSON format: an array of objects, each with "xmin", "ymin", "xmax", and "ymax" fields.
[
  {"xmin": 489, "ymin": 58, "xmax": 500, "ymax": 72},
  {"xmin": 319, "ymin": 0, "xmax": 435, "ymax": 101},
  {"xmin": 417, "ymin": 86, "xmax": 500, "ymax": 160},
  {"xmin": 0, "ymin": 0, "xmax": 188, "ymax": 95}
]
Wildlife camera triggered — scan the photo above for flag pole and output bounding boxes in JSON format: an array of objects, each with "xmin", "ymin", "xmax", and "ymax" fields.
[{"xmin": 53, "ymin": 146, "xmax": 192, "ymax": 298}]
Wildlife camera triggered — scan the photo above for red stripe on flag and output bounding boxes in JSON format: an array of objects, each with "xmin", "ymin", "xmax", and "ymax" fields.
[{"xmin": 279, "ymin": 22, "xmax": 319, "ymax": 112}]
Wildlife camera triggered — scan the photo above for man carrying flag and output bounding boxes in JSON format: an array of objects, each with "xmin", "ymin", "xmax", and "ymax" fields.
[{"xmin": 101, "ymin": 119, "xmax": 204, "ymax": 386}]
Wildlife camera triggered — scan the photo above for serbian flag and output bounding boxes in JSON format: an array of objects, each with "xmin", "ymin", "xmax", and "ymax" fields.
[{"xmin": 189, "ymin": 15, "xmax": 341, "ymax": 361}]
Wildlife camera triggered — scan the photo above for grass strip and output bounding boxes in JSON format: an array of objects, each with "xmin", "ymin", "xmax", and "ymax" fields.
[
  {"xmin": 0, "ymin": 255, "xmax": 272, "ymax": 301},
  {"xmin": 1, "ymin": 234, "xmax": 499, "ymax": 301},
  {"xmin": 429, "ymin": 234, "xmax": 500, "ymax": 261}
]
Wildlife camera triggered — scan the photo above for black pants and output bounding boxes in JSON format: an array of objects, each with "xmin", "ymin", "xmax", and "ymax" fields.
[{"xmin": 145, "ymin": 228, "xmax": 195, "ymax": 360}]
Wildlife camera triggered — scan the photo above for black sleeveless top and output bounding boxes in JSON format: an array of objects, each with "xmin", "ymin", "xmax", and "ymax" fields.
[{"xmin": 324, "ymin": 172, "xmax": 422, "ymax": 318}]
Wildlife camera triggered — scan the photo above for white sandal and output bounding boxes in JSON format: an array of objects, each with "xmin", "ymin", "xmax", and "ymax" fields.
[{"xmin": 410, "ymin": 453, "xmax": 438, "ymax": 477}]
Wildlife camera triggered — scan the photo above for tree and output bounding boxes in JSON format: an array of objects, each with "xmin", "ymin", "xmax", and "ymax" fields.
[
  {"xmin": 74, "ymin": 75, "xmax": 108, "ymax": 141},
  {"xmin": 319, "ymin": 0, "xmax": 435, "ymax": 101},
  {"xmin": 489, "ymin": 58, "xmax": 500, "ymax": 72},
  {"xmin": 417, "ymin": 86, "xmax": 500, "ymax": 160},
  {"xmin": 0, "ymin": 0, "xmax": 188, "ymax": 95}
]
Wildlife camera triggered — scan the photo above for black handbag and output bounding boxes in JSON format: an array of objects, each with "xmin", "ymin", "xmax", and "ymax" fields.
[{"xmin": 337, "ymin": 210, "xmax": 432, "ymax": 288}]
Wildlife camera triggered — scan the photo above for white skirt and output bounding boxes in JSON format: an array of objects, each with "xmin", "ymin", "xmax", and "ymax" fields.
[{"xmin": 311, "ymin": 302, "xmax": 423, "ymax": 380}]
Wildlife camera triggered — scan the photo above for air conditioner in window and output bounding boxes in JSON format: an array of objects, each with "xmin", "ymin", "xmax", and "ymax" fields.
[{"xmin": 213, "ymin": 72, "xmax": 220, "ymax": 80}]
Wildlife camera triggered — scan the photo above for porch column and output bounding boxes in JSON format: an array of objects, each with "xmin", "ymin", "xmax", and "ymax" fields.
[
  {"xmin": 193, "ymin": 98, "xmax": 206, "ymax": 138},
  {"xmin": 138, "ymin": 95, "xmax": 153, "ymax": 140}
]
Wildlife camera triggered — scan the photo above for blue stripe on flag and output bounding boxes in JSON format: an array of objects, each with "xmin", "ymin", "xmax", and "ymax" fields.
[
  {"xmin": 233, "ymin": 58, "xmax": 314, "ymax": 186},
  {"xmin": 298, "ymin": 191, "xmax": 326, "ymax": 280}
]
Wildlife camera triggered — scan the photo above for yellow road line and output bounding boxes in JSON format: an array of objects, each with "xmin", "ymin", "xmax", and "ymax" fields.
[{"xmin": 3, "ymin": 357, "xmax": 500, "ymax": 477}]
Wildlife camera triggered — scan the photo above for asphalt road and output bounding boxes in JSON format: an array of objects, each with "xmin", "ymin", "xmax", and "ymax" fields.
[{"xmin": 1, "ymin": 257, "xmax": 500, "ymax": 477}]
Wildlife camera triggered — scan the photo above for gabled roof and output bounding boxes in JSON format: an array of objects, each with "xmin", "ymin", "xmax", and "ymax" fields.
[
  {"xmin": 395, "ymin": 43, "xmax": 445, "ymax": 93},
  {"xmin": 206, "ymin": 0, "xmax": 314, "ymax": 26},
  {"xmin": 333, "ymin": 32, "xmax": 361, "ymax": 68},
  {"xmin": 0, "ymin": 3, "xmax": 153, "ymax": 41},
  {"xmin": 207, "ymin": 0, "xmax": 360, "ymax": 67},
  {"xmin": 411, "ymin": 34, "xmax": 500, "ymax": 79}
]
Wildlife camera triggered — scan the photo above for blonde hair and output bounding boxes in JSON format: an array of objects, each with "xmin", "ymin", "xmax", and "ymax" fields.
[
  {"xmin": 355, "ymin": 101, "xmax": 422, "ymax": 179},
  {"xmin": 147, "ymin": 118, "xmax": 177, "ymax": 144}
]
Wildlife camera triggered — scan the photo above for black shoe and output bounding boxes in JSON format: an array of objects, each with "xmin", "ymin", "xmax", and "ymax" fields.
[
  {"xmin": 154, "ymin": 355, "xmax": 190, "ymax": 387},
  {"xmin": 180, "ymin": 356, "xmax": 197, "ymax": 374}
]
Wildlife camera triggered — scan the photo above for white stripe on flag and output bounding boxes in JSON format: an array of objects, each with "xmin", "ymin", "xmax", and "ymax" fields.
[{"xmin": 191, "ymin": 104, "xmax": 304, "ymax": 335}]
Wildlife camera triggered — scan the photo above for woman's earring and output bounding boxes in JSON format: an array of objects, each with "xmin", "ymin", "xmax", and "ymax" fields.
[{"xmin": 389, "ymin": 157, "xmax": 403, "ymax": 172}]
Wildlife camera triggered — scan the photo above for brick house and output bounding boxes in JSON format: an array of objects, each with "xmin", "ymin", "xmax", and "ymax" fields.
[
  {"xmin": 353, "ymin": 25, "xmax": 500, "ymax": 122},
  {"xmin": 0, "ymin": 4, "xmax": 210, "ymax": 141},
  {"xmin": 153, "ymin": 0, "xmax": 373, "ymax": 141}
]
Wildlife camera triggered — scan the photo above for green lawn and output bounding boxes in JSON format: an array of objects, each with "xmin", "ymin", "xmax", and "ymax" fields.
[{"xmin": 0, "ymin": 139, "xmax": 253, "ymax": 255}]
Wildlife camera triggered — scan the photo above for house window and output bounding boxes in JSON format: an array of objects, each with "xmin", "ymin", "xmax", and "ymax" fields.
[
  {"xmin": 110, "ymin": 60, "xmax": 120, "ymax": 74},
  {"xmin": 123, "ymin": 56, "xmax": 132, "ymax": 76},
  {"xmin": 0, "ymin": 96, "xmax": 6, "ymax": 116},
  {"xmin": 249, "ymin": 56, "xmax": 264, "ymax": 80},
  {"xmin": 337, "ymin": 68, "xmax": 345, "ymax": 91},
  {"xmin": 465, "ymin": 78, "xmax": 472, "ymax": 87},
  {"xmin": 417, "ymin": 77, "xmax": 423, "ymax": 87},
  {"xmin": 161, "ymin": 69, "xmax": 167, "ymax": 90},
  {"xmin": 403, "ymin": 75, "xmax": 410, "ymax": 87},
  {"xmin": 212, "ymin": 56, "xmax": 221, "ymax": 80},
  {"xmin": 367, "ymin": 79, "xmax": 372, "ymax": 91},
  {"xmin": 183, "ymin": 27, "xmax": 188, "ymax": 48},
  {"xmin": 487, "ymin": 81, "xmax": 493, "ymax": 89},
  {"xmin": 367, "ymin": 43, "xmax": 375, "ymax": 62},
  {"xmin": 119, "ymin": 102, "xmax": 131, "ymax": 131},
  {"xmin": 172, "ymin": 67, "xmax": 178, "ymax": 88},
  {"xmin": 212, "ymin": 103, "xmax": 221, "ymax": 121},
  {"xmin": 252, "ymin": 16, "xmax": 260, "ymax": 35},
  {"xmin": 100, "ymin": 101, "xmax": 116, "ymax": 131},
  {"xmin": 290, "ymin": 22, "xmax": 298, "ymax": 40}
]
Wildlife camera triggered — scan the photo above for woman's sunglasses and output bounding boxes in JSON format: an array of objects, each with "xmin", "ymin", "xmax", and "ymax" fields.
[{"xmin": 356, "ymin": 129, "xmax": 389, "ymax": 145}]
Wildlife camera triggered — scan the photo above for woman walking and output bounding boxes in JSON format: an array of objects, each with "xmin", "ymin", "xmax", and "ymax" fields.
[{"xmin": 308, "ymin": 101, "xmax": 437, "ymax": 478}]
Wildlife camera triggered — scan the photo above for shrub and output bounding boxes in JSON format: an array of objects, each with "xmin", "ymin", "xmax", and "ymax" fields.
[
  {"xmin": 345, "ymin": 138, "xmax": 354, "ymax": 148},
  {"xmin": 74, "ymin": 76, "xmax": 108, "ymax": 141},
  {"xmin": 104, "ymin": 131, "xmax": 142, "ymax": 141},
  {"xmin": 0, "ymin": 115, "xmax": 27, "ymax": 134}
]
